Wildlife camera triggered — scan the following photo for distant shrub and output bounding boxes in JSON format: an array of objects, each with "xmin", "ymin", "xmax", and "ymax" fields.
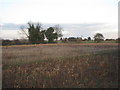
[
  {"xmin": 116, "ymin": 38, "xmax": 120, "ymax": 43},
  {"xmin": 2, "ymin": 40, "xmax": 12, "ymax": 46},
  {"xmin": 2, "ymin": 39, "xmax": 30, "ymax": 46},
  {"xmin": 68, "ymin": 37, "xmax": 77, "ymax": 42},
  {"xmin": 94, "ymin": 33, "xmax": 104, "ymax": 43}
]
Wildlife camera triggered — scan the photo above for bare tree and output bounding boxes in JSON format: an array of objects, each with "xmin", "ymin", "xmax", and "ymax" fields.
[
  {"xmin": 94, "ymin": 33, "xmax": 104, "ymax": 43},
  {"xmin": 19, "ymin": 25, "xmax": 29, "ymax": 39},
  {"xmin": 53, "ymin": 24, "xmax": 63, "ymax": 38}
]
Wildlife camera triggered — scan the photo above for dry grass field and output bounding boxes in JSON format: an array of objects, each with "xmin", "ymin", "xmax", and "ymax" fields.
[{"xmin": 2, "ymin": 43, "xmax": 118, "ymax": 88}]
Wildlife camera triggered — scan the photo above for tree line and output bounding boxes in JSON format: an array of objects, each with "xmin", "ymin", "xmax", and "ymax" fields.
[
  {"xmin": 2, "ymin": 37, "xmax": 119, "ymax": 46},
  {"xmin": 20, "ymin": 22, "xmax": 63, "ymax": 44},
  {"xmin": 1, "ymin": 22, "xmax": 119, "ymax": 45},
  {"xmin": 21, "ymin": 22, "xmax": 105, "ymax": 44}
]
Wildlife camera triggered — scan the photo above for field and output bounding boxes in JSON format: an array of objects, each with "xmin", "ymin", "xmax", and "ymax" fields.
[{"xmin": 2, "ymin": 43, "xmax": 118, "ymax": 88}]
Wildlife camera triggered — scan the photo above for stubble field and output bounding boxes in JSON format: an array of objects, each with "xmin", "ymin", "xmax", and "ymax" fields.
[{"xmin": 2, "ymin": 43, "xmax": 118, "ymax": 88}]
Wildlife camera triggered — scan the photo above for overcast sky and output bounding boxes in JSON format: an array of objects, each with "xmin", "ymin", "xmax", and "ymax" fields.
[{"xmin": 0, "ymin": 0, "xmax": 119, "ymax": 39}]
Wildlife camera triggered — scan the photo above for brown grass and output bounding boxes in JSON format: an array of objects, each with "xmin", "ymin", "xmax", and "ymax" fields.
[
  {"xmin": 2, "ymin": 43, "xmax": 118, "ymax": 88},
  {"xmin": 2, "ymin": 43, "xmax": 118, "ymax": 48}
]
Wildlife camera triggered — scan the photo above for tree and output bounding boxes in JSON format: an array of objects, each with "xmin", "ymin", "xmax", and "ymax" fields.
[
  {"xmin": 94, "ymin": 33, "xmax": 104, "ymax": 43},
  {"xmin": 88, "ymin": 37, "xmax": 91, "ymax": 41},
  {"xmin": 20, "ymin": 22, "xmax": 45, "ymax": 44},
  {"xmin": 45, "ymin": 27, "xmax": 58, "ymax": 43},
  {"xmin": 53, "ymin": 24, "xmax": 63, "ymax": 39},
  {"xmin": 20, "ymin": 22, "xmax": 64, "ymax": 44},
  {"xmin": 19, "ymin": 25, "xmax": 29, "ymax": 39},
  {"xmin": 28, "ymin": 22, "xmax": 45, "ymax": 44}
]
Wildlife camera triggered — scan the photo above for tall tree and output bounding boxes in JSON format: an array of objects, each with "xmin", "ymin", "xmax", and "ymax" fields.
[
  {"xmin": 28, "ymin": 22, "xmax": 45, "ymax": 44},
  {"xmin": 45, "ymin": 27, "xmax": 57, "ymax": 43},
  {"xmin": 20, "ymin": 22, "xmax": 45, "ymax": 44},
  {"xmin": 53, "ymin": 24, "xmax": 63, "ymax": 39},
  {"xmin": 94, "ymin": 33, "xmax": 104, "ymax": 43},
  {"xmin": 20, "ymin": 22, "xmax": 64, "ymax": 44}
]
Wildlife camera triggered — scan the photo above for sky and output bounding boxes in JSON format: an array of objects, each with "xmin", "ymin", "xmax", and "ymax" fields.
[{"xmin": 0, "ymin": 0, "xmax": 119, "ymax": 39}]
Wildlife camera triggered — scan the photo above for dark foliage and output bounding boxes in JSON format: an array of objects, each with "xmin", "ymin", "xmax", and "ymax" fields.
[
  {"xmin": 94, "ymin": 33, "xmax": 104, "ymax": 43},
  {"xmin": 28, "ymin": 22, "xmax": 44, "ymax": 44},
  {"xmin": 45, "ymin": 27, "xmax": 58, "ymax": 43}
]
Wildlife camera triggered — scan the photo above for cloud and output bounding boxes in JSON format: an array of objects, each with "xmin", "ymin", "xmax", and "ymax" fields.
[
  {"xmin": 1, "ymin": 23, "xmax": 23, "ymax": 30},
  {"xmin": 0, "ymin": 29, "xmax": 21, "ymax": 40},
  {"xmin": 1, "ymin": 0, "xmax": 118, "ymax": 24},
  {"xmin": 1, "ymin": 0, "xmax": 118, "ymax": 39},
  {"xmin": 61, "ymin": 23, "xmax": 117, "ymax": 38},
  {"xmin": 1, "ymin": 22, "xmax": 118, "ymax": 39}
]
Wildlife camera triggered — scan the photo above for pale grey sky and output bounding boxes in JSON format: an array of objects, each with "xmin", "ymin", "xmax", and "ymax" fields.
[{"xmin": 0, "ymin": 0, "xmax": 119, "ymax": 39}]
